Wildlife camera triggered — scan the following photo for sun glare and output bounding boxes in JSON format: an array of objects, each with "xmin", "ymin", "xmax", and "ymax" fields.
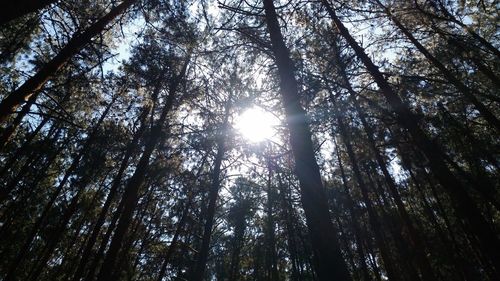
[{"xmin": 235, "ymin": 107, "xmax": 279, "ymax": 143}]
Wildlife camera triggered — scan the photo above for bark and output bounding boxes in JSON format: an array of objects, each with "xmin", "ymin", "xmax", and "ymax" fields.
[
  {"xmin": 262, "ymin": 1, "xmax": 351, "ymax": 280},
  {"xmin": 0, "ymin": 94, "xmax": 36, "ymax": 150}
]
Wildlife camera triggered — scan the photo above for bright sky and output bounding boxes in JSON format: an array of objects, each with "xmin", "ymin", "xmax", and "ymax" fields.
[{"xmin": 235, "ymin": 106, "xmax": 280, "ymax": 143}]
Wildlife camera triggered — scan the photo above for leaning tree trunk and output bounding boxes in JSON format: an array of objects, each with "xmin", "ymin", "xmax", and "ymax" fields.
[
  {"xmin": 376, "ymin": 0, "xmax": 500, "ymax": 133},
  {"xmin": 0, "ymin": 88, "xmax": 72, "ymax": 179},
  {"xmin": 0, "ymin": 94, "xmax": 36, "ymax": 150},
  {"xmin": 262, "ymin": 1, "xmax": 351, "ymax": 280},
  {"xmin": 351, "ymin": 97, "xmax": 437, "ymax": 280},
  {"xmin": 27, "ymin": 168, "xmax": 110, "ymax": 281},
  {"xmin": 2, "ymin": 96, "xmax": 114, "ymax": 281},
  {"xmin": 327, "ymin": 42, "xmax": 436, "ymax": 278},
  {"xmin": 156, "ymin": 198, "xmax": 192, "ymax": 281},
  {"xmin": 71, "ymin": 107, "xmax": 149, "ymax": 281},
  {"xmin": 321, "ymin": 1, "xmax": 500, "ymax": 274},
  {"xmin": 95, "ymin": 59, "xmax": 188, "ymax": 281},
  {"xmin": 417, "ymin": 0, "xmax": 500, "ymax": 60},
  {"xmin": 448, "ymin": 37, "xmax": 500, "ymax": 90},
  {"xmin": 0, "ymin": 0, "xmax": 136, "ymax": 124},
  {"xmin": 335, "ymin": 114, "xmax": 402, "ymax": 281}
]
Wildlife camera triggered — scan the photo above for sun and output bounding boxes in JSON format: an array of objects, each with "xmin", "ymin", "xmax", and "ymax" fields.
[{"xmin": 235, "ymin": 107, "xmax": 279, "ymax": 143}]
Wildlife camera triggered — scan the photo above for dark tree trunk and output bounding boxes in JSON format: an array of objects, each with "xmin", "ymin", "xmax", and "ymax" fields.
[
  {"xmin": 352, "ymin": 98, "xmax": 436, "ymax": 280},
  {"xmin": 335, "ymin": 115, "xmax": 401, "ymax": 281},
  {"xmin": 414, "ymin": 0, "xmax": 500, "ymax": 60},
  {"xmin": 71, "ymin": 109, "xmax": 148, "ymax": 281},
  {"xmin": 264, "ymin": 163, "xmax": 279, "ymax": 281},
  {"xmin": 0, "ymin": 89, "xmax": 72, "ymax": 180},
  {"xmin": 156, "ymin": 198, "xmax": 192, "ymax": 281},
  {"xmin": 190, "ymin": 103, "xmax": 230, "ymax": 281},
  {"xmin": 27, "ymin": 169, "xmax": 110, "ymax": 281},
  {"xmin": 321, "ymin": 1, "xmax": 500, "ymax": 274},
  {"xmin": 326, "ymin": 41, "xmax": 436, "ymax": 278},
  {"xmin": 95, "ymin": 62, "xmax": 187, "ymax": 281},
  {"xmin": 227, "ymin": 201, "xmax": 248, "ymax": 281},
  {"xmin": 376, "ymin": 0, "xmax": 500, "ymax": 132},
  {"xmin": 0, "ymin": 0, "xmax": 57, "ymax": 25},
  {"xmin": 83, "ymin": 192, "xmax": 126, "ymax": 281},
  {"xmin": 3, "ymin": 97, "xmax": 114, "ymax": 281},
  {"xmin": 262, "ymin": 1, "xmax": 351, "ymax": 280},
  {"xmin": 0, "ymin": 0, "xmax": 135, "ymax": 124},
  {"xmin": 0, "ymin": 94, "xmax": 36, "ymax": 150},
  {"xmin": 449, "ymin": 37, "xmax": 500, "ymax": 90},
  {"xmin": 276, "ymin": 172, "xmax": 302, "ymax": 281},
  {"xmin": 332, "ymin": 140, "xmax": 372, "ymax": 281}
]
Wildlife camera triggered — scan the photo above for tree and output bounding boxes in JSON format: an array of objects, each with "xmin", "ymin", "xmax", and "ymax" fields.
[{"xmin": 1, "ymin": 0, "xmax": 499, "ymax": 280}]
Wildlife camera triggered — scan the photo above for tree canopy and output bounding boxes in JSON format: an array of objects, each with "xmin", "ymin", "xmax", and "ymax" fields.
[{"xmin": 0, "ymin": 0, "xmax": 499, "ymax": 280}]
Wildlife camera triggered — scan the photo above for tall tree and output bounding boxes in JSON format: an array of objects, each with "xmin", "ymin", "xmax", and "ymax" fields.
[{"xmin": 262, "ymin": 0, "xmax": 351, "ymax": 280}]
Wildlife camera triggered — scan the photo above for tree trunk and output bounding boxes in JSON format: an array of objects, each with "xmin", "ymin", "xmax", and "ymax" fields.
[
  {"xmin": 335, "ymin": 115, "xmax": 401, "ymax": 281},
  {"xmin": 0, "ymin": 94, "xmax": 36, "ymax": 150},
  {"xmin": 156, "ymin": 198, "xmax": 191, "ymax": 281},
  {"xmin": 377, "ymin": 0, "xmax": 500, "ymax": 132},
  {"xmin": 352, "ymin": 98, "xmax": 436, "ymax": 280},
  {"xmin": 190, "ymin": 101, "xmax": 230, "ymax": 281},
  {"xmin": 27, "ymin": 169, "xmax": 110, "ymax": 281},
  {"xmin": 419, "ymin": 1, "xmax": 500, "ymax": 60},
  {"xmin": 0, "ymin": 0, "xmax": 135, "ymax": 124},
  {"xmin": 71, "ymin": 109, "xmax": 148, "ymax": 281},
  {"xmin": 264, "ymin": 162, "xmax": 279, "ymax": 281},
  {"xmin": 3, "ymin": 97, "xmax": 114, "ymax": 281},
  {"xmin": 94, "ymin": 66, "xmax": 185, "ymax": 281},
  {"xmin": 321, "ymin": 1, "xmax": 500, "ymax": 274},
  {"xmin": 276, "ymin": 172, "xmax": 302, "ymax": 281},
  {"xmin": 262, "ymin": 1, "xmax": 351, "ymax": 280},
  {"xmin": 332, "ymin": 139, "xmax": 372, "ymax": 281}
]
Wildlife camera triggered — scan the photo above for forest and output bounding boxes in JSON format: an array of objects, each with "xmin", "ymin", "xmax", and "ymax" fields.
[{"xmin": 0, "ymin": 0, "xmax": 499, "ymax": 280}]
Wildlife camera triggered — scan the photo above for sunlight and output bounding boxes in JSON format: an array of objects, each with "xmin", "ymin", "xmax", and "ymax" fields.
[{"xmin": 235, "ymin": 107, "xmax": 279, "ymax": 143}]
